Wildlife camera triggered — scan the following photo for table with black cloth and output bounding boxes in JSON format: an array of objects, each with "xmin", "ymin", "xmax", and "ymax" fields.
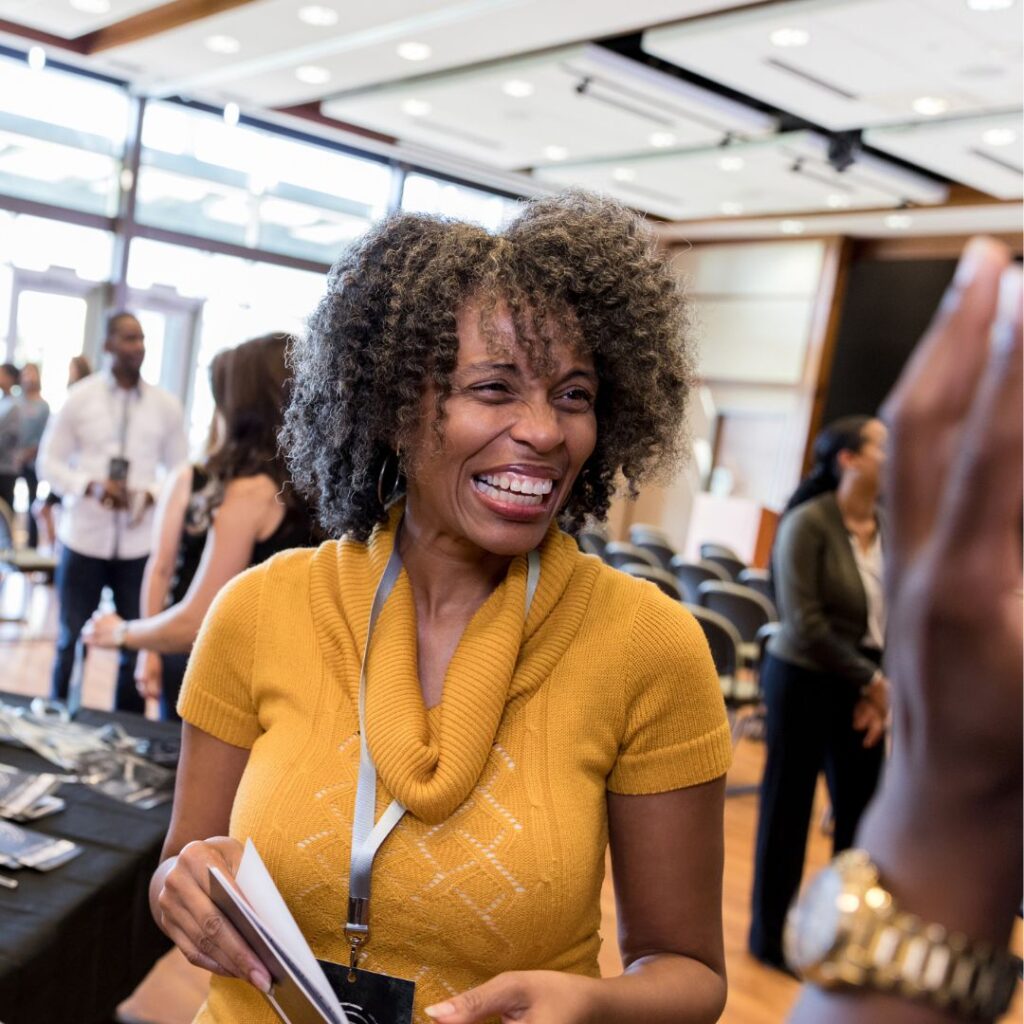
[{"xmin": 0, "ymin": 693, "xmax": 177, "ymax": 1024}]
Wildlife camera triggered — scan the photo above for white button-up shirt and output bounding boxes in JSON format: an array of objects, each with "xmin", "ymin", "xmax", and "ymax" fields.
[{"xmin": 38, "ymin": 370, "xmax": 188, "ymax": 560}]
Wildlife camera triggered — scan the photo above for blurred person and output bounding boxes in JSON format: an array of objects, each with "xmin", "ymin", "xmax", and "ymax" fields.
[
  {"xmin": 16, "ymin": 362, "xmax": 49, "ymax": 548},
  {"xmin": 787, "ymin": 244, "xmax": 1021, "ymax": 1022},
  {"xmin": 38, "ymin": 313, "xmax": 187, "ymax": 713},
  {"xmin": 84, "ymin": 334, "xmax": 322, "ymax": 721},
  {"xmin": 33, "ymin": 355, "xmax": 93, "ymax": 549},
  {"xmin": 0, "ymin": 362, "xmax": 21, "ymax": 514},
  {"xmin": 749, "ymin": 414, "xmax": 890, "ymax": 972}
]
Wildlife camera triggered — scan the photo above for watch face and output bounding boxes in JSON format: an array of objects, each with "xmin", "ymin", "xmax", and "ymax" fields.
[{"xmin": 784, "ymin": 865, "xmax": 843, "ymax": 970}]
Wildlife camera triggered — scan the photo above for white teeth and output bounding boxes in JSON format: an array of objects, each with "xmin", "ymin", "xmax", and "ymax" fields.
[
  {"xmin": 477, "ymin": 472, "xmax": 554, "ymax": 497},
  {"xmin": 473, "ymin": 477, "xmax": 548, "ymax": 506}
]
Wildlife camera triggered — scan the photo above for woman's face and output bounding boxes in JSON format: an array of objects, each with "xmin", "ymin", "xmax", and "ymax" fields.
[
  {"xmin": 844, "ymin": 418, "xmax": 888, "ymax": 490},
  {"xmin": 20, "ymin": 365, "xmax": 40, "ymax": 393},
  {"xmin": 404, "ymin": 301, "xmax": 598, "ymax": 558}
]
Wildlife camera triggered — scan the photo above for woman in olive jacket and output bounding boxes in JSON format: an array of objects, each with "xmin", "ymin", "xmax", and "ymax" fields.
[{"xmin": 749, "ymin": 416, "xmax": 890, "ymax": 971}]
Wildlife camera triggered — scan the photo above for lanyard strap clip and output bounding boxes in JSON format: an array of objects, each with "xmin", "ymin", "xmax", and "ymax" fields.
[{"xmin": 345, "ymin": 896, "xmax": 369, "ymax": 979}]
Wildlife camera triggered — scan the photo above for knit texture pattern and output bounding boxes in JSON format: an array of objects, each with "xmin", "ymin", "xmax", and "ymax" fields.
[{"xmin": 178, "ymin": 510, "xmax": 732, "ymax": 1023}]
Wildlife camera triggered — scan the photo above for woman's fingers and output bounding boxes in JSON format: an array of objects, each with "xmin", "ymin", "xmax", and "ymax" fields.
[
  {"xmin": 935, "ymin": 265, "xmax": 1023, "ymax": 561},
  {"xmin": 882, "ymin": 238, "xmax": 1010, "ymax": 564},
  {"xmin": 426, "ymin": 972, "xmax": 528, "ymax": 1022}
]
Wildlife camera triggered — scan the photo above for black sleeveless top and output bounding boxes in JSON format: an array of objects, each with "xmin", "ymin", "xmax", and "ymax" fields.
[{"xmin": 167, "ymin": 465, "xmax": 318, "ymax": 607}]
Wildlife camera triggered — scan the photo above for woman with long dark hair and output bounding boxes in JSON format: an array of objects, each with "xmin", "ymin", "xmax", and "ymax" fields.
[
  {"xmin": 749, "ymin": 415, "xmax": 890, "ymax": 971},
  {"xmin": 84, "ymin": 333, "xmax": 319, "ymax": 718}
]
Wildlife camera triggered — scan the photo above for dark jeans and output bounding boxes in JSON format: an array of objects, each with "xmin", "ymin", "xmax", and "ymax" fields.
[
  {"xmin": 158, "ymin": 652, "xmax": 189, "ymax": 722},
  {"xmin": 749, "ymin": 651, "xmax": 884, "ymax": 964},
  {"xmin": 50, "ymin": 546, "xmax": 148, "ymax": 713},
  {"xmin": 0, "ymin": 473, "xmax": 15, "ymax": 516},
  {"xmin": 19, "ymin": 462, "xmax": 38, "ymax": 548}
]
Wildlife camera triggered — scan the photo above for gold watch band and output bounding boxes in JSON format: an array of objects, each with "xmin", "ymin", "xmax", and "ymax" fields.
[{"xmin": 865, "ymin": 909, "xmax": 1021, "ymax": 1021}]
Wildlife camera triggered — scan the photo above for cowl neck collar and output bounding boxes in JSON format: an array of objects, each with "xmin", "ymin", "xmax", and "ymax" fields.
[{"xmin": 311, "ymin": 504, "xmax": 586, "ymax": 824}]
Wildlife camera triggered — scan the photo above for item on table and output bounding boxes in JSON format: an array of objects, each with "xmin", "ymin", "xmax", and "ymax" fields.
[
  {"xmin": 0, "ymin": 820, "xmax": 81, "ymax": 871},
  {"xmin": 0, "ymin": 763, "xmax": 65, "ymax": 821}
]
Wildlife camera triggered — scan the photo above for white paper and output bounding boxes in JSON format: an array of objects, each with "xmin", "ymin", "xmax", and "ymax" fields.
[{"xmin": 235, "ymin": 839, "xmax": 346, "ymax": 1020}]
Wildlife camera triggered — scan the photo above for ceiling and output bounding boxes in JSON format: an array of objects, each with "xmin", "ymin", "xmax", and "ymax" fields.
[{"xmin": 0, "ymin": 0, "xmax": 1020, "ymax": 237}]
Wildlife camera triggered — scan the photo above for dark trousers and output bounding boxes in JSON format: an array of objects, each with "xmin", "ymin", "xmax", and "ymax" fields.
[
  {"xmin": 158, "ymin": 652, "xmax": 190, "ymax": 722},
  {"xmin": 18, "ymin": 462, "xmax": 39, "ymax": 548},
  {"xmin": 749, "ymin": 652, "xmax": 884, "ymax": 963},
  {"xmin": 50, "ymin": 546, "xmax": 148, "ymax": 713},
  {"xmin": 0, "ymin": 473, "xmax": 15, "ymax": 515}
]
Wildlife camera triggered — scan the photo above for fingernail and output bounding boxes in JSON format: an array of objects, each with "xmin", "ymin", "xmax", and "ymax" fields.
[
  {"xmin": 953, "ymin": 236, "xmax": 992, "ymax": 289},
  {"xmin": 992, "ymin": 265, "xmax": 1023, "ymax": 353},
  {"xmin": 425, "ymin": 1002, "xmax": 455, "ymax": 1018},
  {"xmin": 250, "ymin": 969, "xmax": 271, "ymax": 993}
]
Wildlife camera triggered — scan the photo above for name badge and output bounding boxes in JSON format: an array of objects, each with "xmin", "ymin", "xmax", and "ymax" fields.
[{"xmin": 318, "ymin": 959, "xmax": 415, "ymax": 1024}]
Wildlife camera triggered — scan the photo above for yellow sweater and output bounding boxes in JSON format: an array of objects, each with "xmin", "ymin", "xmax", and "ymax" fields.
[{"xmin": 179, "ymin": 512, "xmax": 732, "ymax": 1023}]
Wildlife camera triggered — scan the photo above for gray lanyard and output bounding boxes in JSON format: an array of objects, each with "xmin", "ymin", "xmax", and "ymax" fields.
[{"xmin": 344, "ymin": 538, "xmax": 541, "ymax": 976}]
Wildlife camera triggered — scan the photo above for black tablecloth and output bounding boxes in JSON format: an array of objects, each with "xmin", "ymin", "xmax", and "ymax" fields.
[{"xmin": 0, "ymin": 695, "xmax": 178, "ymax": 1024}]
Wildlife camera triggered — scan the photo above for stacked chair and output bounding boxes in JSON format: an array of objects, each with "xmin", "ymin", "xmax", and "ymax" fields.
[
  {"xmin": 0, "ymin": 498, "xmax": 57, "ymax": 639},
  {"xmin": 669, "ymin": 556, "xmax": 730, "ymax": 605},
  {"xmin": 627, "ymin": 523, "xmax": 675, "ymax": 571}
]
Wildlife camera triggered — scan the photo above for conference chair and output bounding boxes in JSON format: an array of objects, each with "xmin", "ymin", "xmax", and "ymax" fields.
[
  {"xmin": 577, "ymin": 530, "xmax": 607, "ymax": 559},
  {"xmin": 628, "ymin": 523, "xmax": 676, "ymax": 571},
  {"xmin": 699, "ymin": 541, "xmax": 742, "ymax": 562},
  {"xmin": 738, "ymin": 567, "xmax": 775, "ymax": 604},
  {"xmin": 669, "ymin": 556, "xmax": 730, "ymax": 604},
  {"xmin": 697, "ymin": 580, "xmax": 777, "ymax": 666},
  {"xmin": 603, "ymin": 542, "xmax": 661, "ymax": 571},
  {"xmin": 620, "ymin": 562, "xmax": 682, "ymax": 601},
  {"xmin": 702, "ymin": 551, "xmax": 747, "ymax": 582}
]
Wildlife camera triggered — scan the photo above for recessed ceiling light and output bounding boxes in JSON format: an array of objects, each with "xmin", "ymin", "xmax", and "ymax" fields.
[
  {"xmin": 779, "ymin": 220, "xmax": 805, "ymax": 234},
  {"xmin": 69, "ymin": 0, "xmax": 111, "ymax": 13},
  {"xmin": 26, "ymin": 46, "xmax": 45, "ymax": 71},
  {"xmin": 966, "ymin": 0, "xmax": 1014, "ymax": 10},
  {"xmin": 718, "ymin": 155, "xmax": 745, "ymax": 172},
  {"xmin": 502, "ymin": 79, "xmax": 534, "ymax": 98},
  {"xmin": 223, "ymin": 102, "xmax": 240, "ymax": 126},
  {"xmin": 649, "ymin": 131, "xmax": 676, "ymax": 148},
  {"xmin": 770, "ymin": 27, "xmax": 811, "ymax": 47},
  {"xmin": 982, "ymin": 127, "xmax": 1017, "ymax": 145},
  {"xmin": 720, "ymin": 201, "xmax": 744, "ymax": 215},
  {"xmin": 611, "ymin": 167, "xmax": 636, "ymax": 182},
  {"xmin": 543, "ymin": 145, "xmax": 569, "ymax": 161},
  {"xmin": 912, "ymin": 96, "xmax": 950, "ymax": 116},
  {"xmin": 297, "ymin": 4, "xmax": 338, "ymax": 25},
  {"xmin": 885, "ymin": 213, "xmax": 913, "ymax": 229},
  {"xmin": 826, "ymin": 193, "xmax": 851, "ymax": 209},
  {"xmin": 396, "ymin": 41, "xmax": 431, "ymax": 61},
  {"xmin": 401, "ymin": 99, "xmax": 432, "ymax": 117},
  {"xmin": 295, "ymin": 64, "xmax": 331, "ymax": 85},
  {"xmin": 205, "ymin": 34, "xmax": 241, "ymax": 54}
]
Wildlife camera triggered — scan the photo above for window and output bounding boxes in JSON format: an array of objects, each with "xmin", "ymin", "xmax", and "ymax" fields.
[
  {"xmin": 401, "ymin": 173, "xmax": 520, "ymax": 231},
  {"xmin": 0, "ymin": 54, "xmax": 129, "ymax": 216},
  {"xmin": 136, "ymin": 102, "xmax": 393, "ymax": 263}
]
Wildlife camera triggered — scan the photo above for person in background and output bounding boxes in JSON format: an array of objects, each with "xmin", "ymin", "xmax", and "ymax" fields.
[
  {"xmin": 749, "ymin": 414, "xmax": 889, "ymax": 972},
  {"xmin": 84, "ymin": 334, "xmax": 322, "ymax": 721},
  {"xmin": 16, "ymin": 362, "xmax": 49, "ymax": 549},
  {"xmin": 33, "ymin": 355, "xmax": 92, "ymax": 550},
  {"xmin": 0, "ymin": 363, "xmax": 21, "ymax": 514},
  {"xmin": 38, "ymin": 313, "xmax": 187, "ymax": 712},
  {"xmin": 788, "ymin": 243, "xmax": 1021, "ymax": 1022}
]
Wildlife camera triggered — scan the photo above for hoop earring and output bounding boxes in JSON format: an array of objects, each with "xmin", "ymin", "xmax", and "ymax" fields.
[{"xmin": 377, "ymin": 450, "xmax": 402, "ymax": 508}]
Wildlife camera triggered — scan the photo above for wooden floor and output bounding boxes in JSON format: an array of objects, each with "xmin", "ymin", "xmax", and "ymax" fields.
[{"xmin": 2, "ymin": 575, "xmax": 1019, "ymax": 1024}]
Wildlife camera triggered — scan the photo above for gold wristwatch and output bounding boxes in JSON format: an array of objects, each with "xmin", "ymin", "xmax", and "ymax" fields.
[{"xmin": 784, "ymin": 849, "xmax": 1021, "ymax": 1021}]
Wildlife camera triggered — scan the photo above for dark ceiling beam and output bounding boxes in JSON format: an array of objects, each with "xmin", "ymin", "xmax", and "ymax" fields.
[
  {"xmin": 274, "ymin": 102, "xmax": 396, "ymax": 146},
  {"xmin": 75, "ymin": 0, "xmax": 259, "ymax": 53},
  {"xmin": 0, "ymin": 18, "xmax": 87, "ymax": 52}
]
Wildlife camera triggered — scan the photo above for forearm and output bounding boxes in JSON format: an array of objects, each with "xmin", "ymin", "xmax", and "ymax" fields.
[
  {"xmin": 595, "ymin": 953, "xmax": 727, "ymax": 1024},
  {"xmin": 139, "ymin": 561, "xmax": 173, "ymax": 620},
  {"xmin": 123, "ymin": 602, "xmax": 203, "ymax": 654},
  {"xmin": 789, "ymin": 772, "xmax": 1021, "ymax": 1024}
]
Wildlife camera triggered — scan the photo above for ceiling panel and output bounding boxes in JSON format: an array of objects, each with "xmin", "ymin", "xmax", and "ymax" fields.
[
  {"xmin": 643, "ymin": 0, "xmax": 1023, "ymax": 131},
  {"xmin": 97, "ymin": 0, "xmax": 743, "ymax": 107},
  {"xmin": 534, "ymin": 130, "xmax": 948, "ymax": 219},
  {"xmin": 320, "ymin": 45, "xmax": 775, "ymax": 171},
  {"xmin": 865, "ymin": 110, "xmax": 1023, "ymax": 199},
  {"xmin": 0, "ymin": 0, "xmax": 167, "ymax": 38}
]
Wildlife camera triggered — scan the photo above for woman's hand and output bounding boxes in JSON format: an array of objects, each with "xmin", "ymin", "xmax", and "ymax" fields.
[
  {"xmin": 153, "ymin": 836, "xmax": 271, "ymax": 993},
  {"xmin": 851, "ymin": 697, "xmax": 885, "ymax": 748},
  {"xmin": 425, "ymin": 970, "xmax": 601, "ymax": 1023},
  {"xmin": 82, "ymin": 611, "xmax": 124, "ymax": 648},
  {"xmin": 136, "ymin": 650, "xmax": 163, "ymax": 700}
]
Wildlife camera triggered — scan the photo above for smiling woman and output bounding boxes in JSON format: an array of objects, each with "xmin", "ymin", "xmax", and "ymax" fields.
[{"xmin": 151, "ymin": 191, "xmax": 733, "ymax": 1024}]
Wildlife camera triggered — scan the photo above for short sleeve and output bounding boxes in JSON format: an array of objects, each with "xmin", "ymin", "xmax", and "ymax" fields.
[
  {"xmin": 177, "ymin": 565, "xmax": 264, "ymax": 748},
  {"xmin": 607, "ymin": 588, "xmax": 733, "ymax": 795}
]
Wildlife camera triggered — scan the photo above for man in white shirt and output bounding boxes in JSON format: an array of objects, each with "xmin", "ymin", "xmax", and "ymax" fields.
[{"xmin": 38, "ymin": 312, "xmax": 188, "ymax": 712}]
